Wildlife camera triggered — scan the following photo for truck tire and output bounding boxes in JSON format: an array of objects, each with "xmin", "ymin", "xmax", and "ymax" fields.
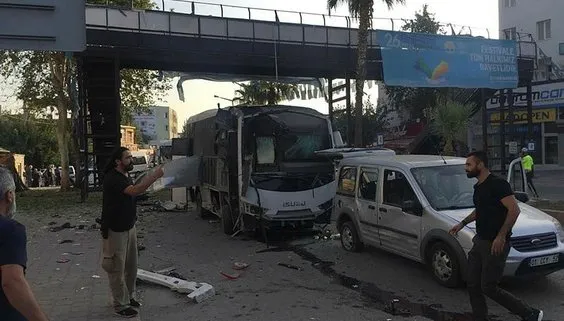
[
  {"xmin": 195, "ymin": 191, "xmax": 207, "ymax": 219},
  {"xmin": 221, "ymin": 204, "xmax": 234, "ymax": 235}
]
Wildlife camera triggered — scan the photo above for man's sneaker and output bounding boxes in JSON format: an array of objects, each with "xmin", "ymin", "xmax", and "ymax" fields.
[
  {"xmin": 116, "ymin": 307, "xmax": 138, "ymax": 318},
  {"xmin": 526, "ymin": 309, "xmax": 543, "ymax": 321},
  {"xmin": 130, "ymin": 298, "xmax": 141, "ymax": 308}
]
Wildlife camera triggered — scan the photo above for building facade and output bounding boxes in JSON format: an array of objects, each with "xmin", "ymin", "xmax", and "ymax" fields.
[
  {"xmin": 499, "ymin": 0, "xmax": 564, "ymax": 80},
  {"xmin": 469, "ymin": 80, "xmax": 564, "ymax": 166},
  {"xmin": 120, "ymin": 125, "xmax": 138, "ymax": 151},
  {"xmin": 132, "ymin": 106, "xmax": 178, "ymax": 142}
]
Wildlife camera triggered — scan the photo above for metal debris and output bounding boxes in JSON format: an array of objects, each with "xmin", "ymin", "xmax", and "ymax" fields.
[{"xmin": 137, "ymin": 269, "xmax": 215, "ymax": 303}]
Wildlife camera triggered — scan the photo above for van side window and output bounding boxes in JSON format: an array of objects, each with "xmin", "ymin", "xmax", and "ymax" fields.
[
  {"xmin": 383, "ymin": 169, "xmax": 416, "ymax": 207},
  {"xmin": 358, "ymin": 169, "xmax": 379, "ymax": 202},
  {"xmin": 337, "ymin": 167, "xmax": 357, "ymax": 195}
]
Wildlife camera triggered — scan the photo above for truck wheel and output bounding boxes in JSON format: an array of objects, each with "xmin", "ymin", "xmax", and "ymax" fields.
[
  {"xmin": 428, "ymin": 242, "xmax": 462, "ymax": 288},
  {"xmin": 340, "ymin": 221, "xmax": 363, "ymax": 252},
  {"xmin": 221, "ymin": 204, "xmax": 235, "ymax": 235}
]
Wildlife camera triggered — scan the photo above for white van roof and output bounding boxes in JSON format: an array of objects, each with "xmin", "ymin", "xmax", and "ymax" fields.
[{"xmin": 339, "ymin": 154, "xmax": 465, "ymax": 170}]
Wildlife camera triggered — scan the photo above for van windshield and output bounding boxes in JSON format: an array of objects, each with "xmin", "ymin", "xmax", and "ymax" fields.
[
  {"xmin": 411, "ymin": 165, "xmax": 477, "ymax": 211},
  {"xmin": 132, "ymin": 156, "xmax": 147, "ymax": 165}
]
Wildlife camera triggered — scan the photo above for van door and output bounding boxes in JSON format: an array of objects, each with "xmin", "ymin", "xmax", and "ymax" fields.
[
  {"xmin": 378, "ymin": 168, "xmax": 422, "ymax": 260},
  {"xmin": 335, "ymin": 165, "xmax": 358, "ymax": 222},
  {"xmin": 507, "ymin": 157, "xmax": 529, "ymax": 201},
  {"xmin": 355, "ymin": 167, "xmax": 381, "ymax": 246}
]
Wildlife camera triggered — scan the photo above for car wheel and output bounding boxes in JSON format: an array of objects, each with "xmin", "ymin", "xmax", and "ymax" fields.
[
  {"xmin": 340, "ymin": 221, "xmax": 363, "ymax": 252},
  {"xmin": 429, "ymin": 242, "xmax": 462, "ymax": 288}
]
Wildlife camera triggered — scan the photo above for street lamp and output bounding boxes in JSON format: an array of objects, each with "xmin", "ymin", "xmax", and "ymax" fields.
[{"xmin": 214, "ymin": 95, "xmax": 234, "ymax": 106}]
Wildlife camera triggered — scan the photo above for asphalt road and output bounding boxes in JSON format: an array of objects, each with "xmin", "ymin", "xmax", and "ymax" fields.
[
  {"xmin": 136, "ymin": 206, "xmax": 564, "ymax": 321},
  {"xmin": 534, "ymin": 170, "xmax": 564, "ymax": 202}
]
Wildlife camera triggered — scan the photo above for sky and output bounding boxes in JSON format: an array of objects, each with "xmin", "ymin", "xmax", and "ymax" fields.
[
  {"xmin": 1, "ymin": 0, "xmax": 500, "ymax": 128},
  {"xmin": 158, "ymin": 0, "xmax": 499, "ymax": 128}
]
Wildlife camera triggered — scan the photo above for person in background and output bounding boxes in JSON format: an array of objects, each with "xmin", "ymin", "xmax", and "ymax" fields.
[
  {"xmin": 0, "ymin": 166, "xmax": 50, "ymax": 321},
  {"xmin": 520, "ymin": 148, "xmax": 539, "ymax": 198},
  {"xmin": 100, "ymin": 147, "xmax": 164, "ymax": 318},
  {"xmin": 450, "ymin": 151, "xmax": 543, "ymax": 321}
]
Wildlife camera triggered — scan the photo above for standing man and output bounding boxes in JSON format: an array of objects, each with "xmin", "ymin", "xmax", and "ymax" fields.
[
  {"xmin": 450, "ymin": 151, "xmax": 543, "ymax": 321},
  {"xmin": 100, "ymin": 147, "xmax": 164, "ymax": 318},
  {"xmin": 520, "ymin": 148, "xmax": 539, "ymax": 198},
  {"xmin": 0, "ymin": 166, "xmax": 50, "ymax": 321}
]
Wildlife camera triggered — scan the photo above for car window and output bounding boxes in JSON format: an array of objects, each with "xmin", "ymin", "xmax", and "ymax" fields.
[
  {"xmin": 337, "ymin": 166, "xmax": 357, "ymax": 196},
  {"xmin": 358, "ymin": 169, "xmax": 379, "ymax": 202},
  {"xmin": 383, "ymin": 169, "xmax": 416, "ymax": 208}
]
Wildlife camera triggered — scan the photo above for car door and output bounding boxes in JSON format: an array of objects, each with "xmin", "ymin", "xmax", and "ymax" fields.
[
  {"xmin": 355, "ymin": 167, "xmax": 381, "ymax": 247},
  {"xmin": 378, "ymin": 168, "xmax": 422, "ymax": 260}
]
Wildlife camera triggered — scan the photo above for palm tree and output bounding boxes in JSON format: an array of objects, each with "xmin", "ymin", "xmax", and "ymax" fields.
[
  {"xmin": 327, "ymin": 0, "xmax": 405, "ymax": 147},
  {"xmin": 430, "ymin": 100, "xmax": 473, "ymax": 156},
  {"xmin": 233, "ymin": 81, "xmax": 299, "ymax": 105}
]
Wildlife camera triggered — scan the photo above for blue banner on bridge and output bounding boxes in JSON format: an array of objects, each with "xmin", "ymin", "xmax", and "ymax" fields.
[{"xmin": 376, "ymin": 30, "xmax": 519, "ymax": 89}]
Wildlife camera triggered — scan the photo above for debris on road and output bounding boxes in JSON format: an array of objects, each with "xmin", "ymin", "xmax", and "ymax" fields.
[
  {"xmin": 56, "ymin": 258, "xmax": 70, "ymax": 263},
  {"xmin": 137, "ymin": 269, "xmax": 215, "ymax": 303},
  {"xmin": 277, "ymin": 263, "xmax": 302, "ymax": 271},
  {"xmin": 59, "ymin": 239, "xmax": 73, "ymax": 244},
  {"xmin": 220, "ymin": 271, "xmax": 240, "ymax": 280},
  {"xmin": 92, "ymin": 275, "xmax": 101, "ymax": 279},
  {"xmin": 50, "ymin": 222, "xmax": 73, "ymax": 232},
  {"xmin": 233, "ymin": 262, "xmax": 249, "ymax": 270},
  {"xmin": 154, "ymin": 266, "xmax": 176, "ymax": 274}
]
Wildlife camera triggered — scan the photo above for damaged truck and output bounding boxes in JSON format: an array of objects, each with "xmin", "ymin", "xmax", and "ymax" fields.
[{"xmin": 184, "ymin": 105, "xmax": 341, "ymax": 235}]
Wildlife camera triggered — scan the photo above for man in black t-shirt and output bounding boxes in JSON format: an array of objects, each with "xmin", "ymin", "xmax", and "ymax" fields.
[
  {"xmin": 450, "ymin": 151, "xmax": 543, "ymax": 321},
  {"xmin": 101, "ymin": 148, "xmax": 163, "ymax": 318},
  {"xmin": 0, "ymin": 166, "xmax": 49, "ymax": 321}
]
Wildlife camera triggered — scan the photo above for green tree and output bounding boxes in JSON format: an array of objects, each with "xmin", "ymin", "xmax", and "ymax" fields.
[
  {"xmin": 385, "ymin": 5, "xmax": 444, "ymax": 119},
  {"xmin": 429, "ymin": 100, "xmax": 472, "ymax": 156},
  {"xmin": 333, "ymin": 98, "xmax": 388, "ymax": 146},
  {"xmin": 328, "ymin": 0, "xmax": 405, "ymax": 147},
  {"xmin": 233, "ymin": 81, "xmax": 298, "ymax": 105},
  {"xmin": 0, "ymin": 113, "xmax": 59, "ymax": 168},
  {"xmin": 0, "ymin": 0, "xmax": 170, "ymax": 190}
]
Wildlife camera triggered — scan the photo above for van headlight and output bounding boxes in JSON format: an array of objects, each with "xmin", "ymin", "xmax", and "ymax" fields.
[{"xmin": 553, "ymin": 219, "xmax": 564, "ymax": 243}]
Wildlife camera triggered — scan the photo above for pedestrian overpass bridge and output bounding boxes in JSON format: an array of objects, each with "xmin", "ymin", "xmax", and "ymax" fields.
[{"xmin": 82, "ymin": 3, "xmax": 384, "ymax": 79}]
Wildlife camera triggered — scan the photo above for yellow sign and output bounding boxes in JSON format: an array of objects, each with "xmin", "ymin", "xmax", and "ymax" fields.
[{"xmin": 490, "ymin": 108, "xmax": 556, "ymax": 124}]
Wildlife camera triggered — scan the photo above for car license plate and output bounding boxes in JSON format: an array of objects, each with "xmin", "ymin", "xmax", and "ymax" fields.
[{"xmin": 529, "ymin": 254, "xmax": 559, "ymax": 267}]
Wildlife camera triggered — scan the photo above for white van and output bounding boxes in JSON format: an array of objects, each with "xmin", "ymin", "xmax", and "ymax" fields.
[
  {"xmin": 333, "ymin": 155, "xmax": 564, "ymax": 287},
  {"xmin": 130, "ymin": 151, "xmax": 149, "ymax": 177}
]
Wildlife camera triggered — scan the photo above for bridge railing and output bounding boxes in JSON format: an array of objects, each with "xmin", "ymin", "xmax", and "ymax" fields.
[
  {"xmin": 87, "ymin": 1, "xmax": 493, "ymax": 47},
  {"xmin": 86, "ymin": 4, "xmax": 381, "ymax": 48}
]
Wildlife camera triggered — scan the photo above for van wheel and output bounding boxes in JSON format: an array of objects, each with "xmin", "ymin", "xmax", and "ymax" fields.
[
  {"xmin": 428, "ymin": 242, "xmax": 462, "ymax": 288},
  {"xmin": 221, "ymin": 204, "xmax": 235, "ymax": 235},
  {"xmin": 340, "ymin": 221, "xmax": 363, "ymax": 252}
]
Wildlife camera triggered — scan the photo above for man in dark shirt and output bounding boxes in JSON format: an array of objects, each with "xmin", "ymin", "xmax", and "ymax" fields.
[
  {"xmin": 101, "ymin": 147, "xmax": 163, "ymax": 318},
  {"xmin": 450, "ymin": 151, "xmax": 543, "ymax": 321},
  {"xmin": 0, "ymin": 166, "xmax": 49, "ymax": 321}
]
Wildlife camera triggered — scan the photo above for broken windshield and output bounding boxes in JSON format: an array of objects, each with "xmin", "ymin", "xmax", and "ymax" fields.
[{"xmin": 247, "ymin": 111, "xmax": 331, "ymax": 163}]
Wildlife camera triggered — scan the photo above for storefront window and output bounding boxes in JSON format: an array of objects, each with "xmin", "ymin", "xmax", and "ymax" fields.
[{"xmin": 545, "ymin": 137, "xmax": 559, "ymax": 164}]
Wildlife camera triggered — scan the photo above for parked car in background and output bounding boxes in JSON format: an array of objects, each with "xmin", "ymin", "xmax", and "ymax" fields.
[{"xmin": 332, "ymin": 155, "xmax": 564, "ymax": 287}]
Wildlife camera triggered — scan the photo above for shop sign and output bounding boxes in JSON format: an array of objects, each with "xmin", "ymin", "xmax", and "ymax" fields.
[{"xmin": 490, "ymin": 108, "xmax": 556, "ymax": 124}]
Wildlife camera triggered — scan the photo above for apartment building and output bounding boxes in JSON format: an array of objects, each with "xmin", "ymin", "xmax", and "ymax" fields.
[
  {"xmin": 132, "ymin": 106, "xmax": 178, "ymax": 142},
  {"xmin": 499, "ymin": 0, "xmax": 564, "ymax": 80}
]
